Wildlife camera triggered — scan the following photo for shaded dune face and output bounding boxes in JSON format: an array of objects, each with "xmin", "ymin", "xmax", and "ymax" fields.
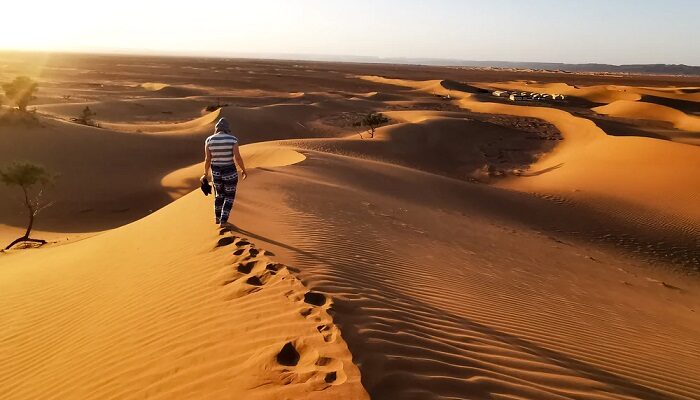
[
  {"xmin": 0, "ymin": 118, "xmax": 203, "ymax": 237},
  {"xmin": 285, "ymin": 115, "xmax": 560, "ymax": 184},
  {"xmin": 230, "ymin": 154, "xmax": 700, "ymax": 400},
  {"xmin": 1, "ymin": 54, "xmax": 699, "ymax": 400}
]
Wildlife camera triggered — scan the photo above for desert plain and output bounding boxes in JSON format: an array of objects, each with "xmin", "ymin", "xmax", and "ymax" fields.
[{"xmin": 0, "ymin": 52, "xmax": 699, "ymax": 399}]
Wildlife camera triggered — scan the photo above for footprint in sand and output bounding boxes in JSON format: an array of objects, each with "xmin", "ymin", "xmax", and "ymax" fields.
[
  {"xmin": 233, "ymin": 246, "xmax": 262, "ymax": 258},
  {"xmin": 246, "ymin": 273, "xmax": 273, "ymax": 287},
  {"xmin": 303, "ymin": 291, "xmax": 327, "ymax": 307},
  {"xmin": 324, "ymin": 371, "xmax": 337, "ymax": 383},
  {"xmin": 218, "ymin": 233, "xmax": 346, "ymax": 388},
  {"xmin": 220, "ymin": 233, "xmax": 289, "ymax": 300},
  {"xmin": 216, "ymin": 236, "xmax": 236, "ymax": 247},
  {"xmin": 266, "ymin": 262, "xmax": 282, "ymax": 273},
  {"xmin": 315, "ymin": 358, "xmax": 340, "ymax": 383},
  {"xmin": 274, "ymin": 343, "xmax": 345, "ymax": 387},
  {"xmin": 277, "ymin": 342, "xmax": 301, "ymax": 366},
  {"xmin": 237, "ymin": 261, "xmax": 257, "ymax": 274}
]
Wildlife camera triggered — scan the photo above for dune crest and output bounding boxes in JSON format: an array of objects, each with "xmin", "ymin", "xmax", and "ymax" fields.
[
  {"xmin": 593, "ymin": 100, "xmax": 700, "ymax": 131},
  {"xmin": 103, "ymin": 108, "xmax": 221, "ymax": 134},
  {"xmin": 161, "ymin": 145, "xmax": 306, "ymax": 198}
]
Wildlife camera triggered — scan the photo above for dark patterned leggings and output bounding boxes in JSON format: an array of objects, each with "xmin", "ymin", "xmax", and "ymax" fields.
[{"xmin": 211, "ymin": 165, "xmax": 238, "ymax": 224}]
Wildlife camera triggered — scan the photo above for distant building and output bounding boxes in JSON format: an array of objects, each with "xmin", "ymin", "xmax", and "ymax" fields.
[{"xmin": 509, "ymin": 94, "xmax": 531, "ymax": 101}]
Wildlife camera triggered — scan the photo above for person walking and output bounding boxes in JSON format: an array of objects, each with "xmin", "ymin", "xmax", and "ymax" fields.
[{"xmin": 201, "ymin": 117, "xmax": 247, "ymax": 227}]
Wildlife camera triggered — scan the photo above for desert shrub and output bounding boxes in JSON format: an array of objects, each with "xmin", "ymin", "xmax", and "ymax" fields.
[
  {"xmin": 0, "ymin": 161, "xmax": 56, "ymax": 249},
  {"xmin": 2, "ymin": 76, "xmax": 38, "ymax": 112},
  {"xmin": 206, "ymin": 97, "xmax": 230, "ymax": 112},
  {"xmin": 356, "ymin": 112, "xmax": 389, "ymax": 138},
  {"xmin": 71, "ymin": 106, "xmax": 99, "ymax": 127}
]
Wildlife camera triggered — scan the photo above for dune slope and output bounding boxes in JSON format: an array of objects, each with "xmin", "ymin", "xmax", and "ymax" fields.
[
  {"xmin": 593, "ymin": 100, "xmax": 700, "ymax": 131},
  {"xmin": 225, "ymin": 146, "xmax": 700, "ymax": 400},
  {"xmin": 3, "ymin": 56, "xmax": 700, "ymax": 400},
  {"xmin": 359, "ymin": 75, "xmax": 700, "ymax": 226},
  {"xmin": 0, "ymin": 116, "xmax": 205, "ymax": 241},
  {"xmin": 0, "ymin": 190, "xmax": 368, "ymax": 400}
]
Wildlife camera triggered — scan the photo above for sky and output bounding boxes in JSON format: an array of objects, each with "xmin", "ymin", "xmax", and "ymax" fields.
[{"xmin": 0, "ymin": 0, "xmax": 698, "ymax": 65}]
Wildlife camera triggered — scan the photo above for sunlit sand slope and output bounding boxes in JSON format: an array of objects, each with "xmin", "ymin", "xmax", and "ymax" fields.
[{"xmin": 0, "ymin": 191, "xmax": 367, "ymax": 400}]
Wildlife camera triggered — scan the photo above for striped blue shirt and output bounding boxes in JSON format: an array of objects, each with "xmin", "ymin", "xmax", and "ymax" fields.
[{"xmin": 205, "ymin": 132, "xmax": 238, "ymax": 166}]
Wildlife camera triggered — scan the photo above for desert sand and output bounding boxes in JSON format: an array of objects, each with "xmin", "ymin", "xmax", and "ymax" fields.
[{"xmin": 1, "ymin": 52, "xmax": 699, "ymax": 399}]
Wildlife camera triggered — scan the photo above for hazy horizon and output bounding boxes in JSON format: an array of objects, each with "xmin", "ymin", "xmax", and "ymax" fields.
[{"xmin": 1, "ymin": 0, "xmax": 698, "ymax": 65}]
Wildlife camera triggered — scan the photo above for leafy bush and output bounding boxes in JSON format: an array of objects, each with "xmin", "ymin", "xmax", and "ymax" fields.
[
  {"xmin": 2, "ymin": 76, "xmax": 38, "ymax": 112},
  {"xmin": 205, "ymin": 97, "xmax": 230, "ymax": 112}
]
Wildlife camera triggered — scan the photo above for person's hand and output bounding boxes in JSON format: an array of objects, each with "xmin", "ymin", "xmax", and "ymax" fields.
[
  {"xmin": 200, "ymin": 174, "xmax": 208, "ymax": 183},
  {"xmin": 241, "ymin": 170, "xmax": 248, "ymax": 180}
]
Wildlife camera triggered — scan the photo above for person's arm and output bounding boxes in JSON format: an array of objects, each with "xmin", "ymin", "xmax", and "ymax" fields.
[
  {"xmin": 233, "ymin": 144, "xmax": 247, "ymax": 180},
  {"xmin": 201, "ymin": 144, "xmax": 212, "ymax": 182}
]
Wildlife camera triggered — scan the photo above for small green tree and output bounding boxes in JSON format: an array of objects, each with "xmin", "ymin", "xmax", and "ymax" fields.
[
  {"xmin": 2, "ymin": 76, "xmax": 38, "ymax": 112},
  {"xmin": 357, "ymin": 112, "xmax": 389, "ymax": 139},
  {"xmin": 0, "ymin": 162, "xmax": 55, "ymax": 249}
]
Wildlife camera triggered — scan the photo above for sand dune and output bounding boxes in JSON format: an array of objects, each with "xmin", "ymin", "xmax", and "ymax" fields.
[
  {"xmin": 36, "ymin": 98, "xmax": 212, "ymax": 123},
  {"xmin": 593, "ymin": 100, "xmax": 700, "ymax": 131},
  {"xmin": 478, "ymin": 81, "xmax": 700, "ymax": 108},
  {"xmin": 479, "ymin": 81, "xmax": 642, "ymax": 103},
  {"xmin": 6, "ymin": 136, "xmax": 697, "ymax": 398},
  {"xmin": 289, "ymin": 112, "xmax": 557, "ymax": 182},
  {"xmin": 1, "ymin": 97, "xmax": 359, "ymax": 241},
  {"xmin": 0, "ymin": 110, "xmax": 311, "ymax": 242},
  {"xmin": 357, "ymin": 91, "xmax": 408, "ymax": 101},
  {"xmin": 106, "ymin": 100, "xmax": 359, "ymax": 139},
  {"xmin": 161, "ymin": 145, "xmax": 306, "ymax": 198},
  {"xmin": 361, "ymin": 75, "xmax": 700, "ymax": 225},
  {"xmin": 634, "ymin": 86, "xmax": 700, "ymax": 102},
  {"xmin": 0, "ymin": 115, "xmax": 204, "ymax": 240},
  {"xmin": 225, "ymin": 144, "xmax": 700, "ymax": 399},
  {"xmin": 0, "ymin": 191, "xmax": 367, "ymax": 399},
  {"xmin": 2, "ymin": 55, "xmax": 699, "ymax": 400},
  {"xmin": 140, "ymin": 82, "xmax": 207, "ymax": 97},
  {"xmin": 102, "ymin": 108, "xmax": 221, "ymax": 134},
  {"xmin": 360, "ymin": 76, "xmax": 454, "ymax": 97},
  {"xmin": 462, "ymin": 102, "xmax": 700, "ymax": 222}
]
